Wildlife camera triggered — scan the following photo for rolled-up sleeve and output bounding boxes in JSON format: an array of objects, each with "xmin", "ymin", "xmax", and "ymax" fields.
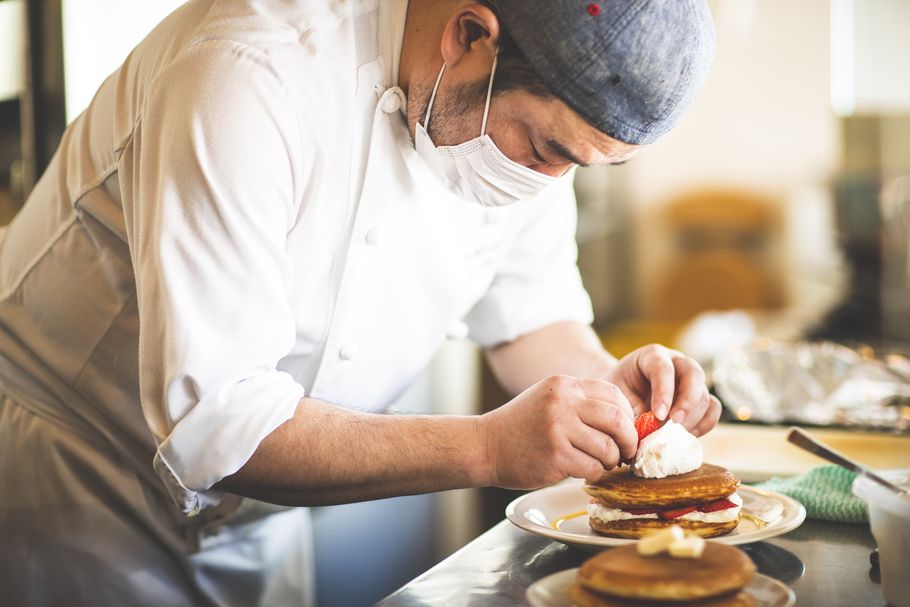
[
  {"xmin": 122, "ymin": 41, "xmax": 307, "ymax": 514},
  {"xmin": 464, "ymin": 176, "xmax": 594, "ymax": 348}
]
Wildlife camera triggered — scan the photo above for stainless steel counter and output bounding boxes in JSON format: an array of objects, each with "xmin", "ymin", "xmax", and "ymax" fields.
[{"xmin": 377, "ymin": 518, "xmax": 881, "ymax": 606}]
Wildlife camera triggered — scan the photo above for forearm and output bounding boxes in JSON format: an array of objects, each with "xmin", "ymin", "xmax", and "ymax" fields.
[
  {"xmin": 215, "ymin": 398, "xmax": 490, "ymax": 506},
  {"xmin": 485, "ymin": 321, "xmax": 617, "ymax": 395}
]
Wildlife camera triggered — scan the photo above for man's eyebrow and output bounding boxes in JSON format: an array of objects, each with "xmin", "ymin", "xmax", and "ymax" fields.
[{"xmin": 544, "ymin": 139, "xmax": 590, "ymax": 168}]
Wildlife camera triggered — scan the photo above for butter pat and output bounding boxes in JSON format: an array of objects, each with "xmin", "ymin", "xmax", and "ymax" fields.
[
  {"xmin": 637, "ymin": 525, "xmax": 685, "ymax": 556},
  {"xmin": 668, "ymin": 535, "xmax": 706, "ymax": 558},
  {"xmin": 636, "ymin": 525, "xmax": 707, "ymax": 559}
]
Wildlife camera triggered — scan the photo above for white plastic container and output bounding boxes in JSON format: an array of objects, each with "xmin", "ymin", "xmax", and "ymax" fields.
[{"xmin": 852, "ymin": 470, "xmax": 910, "ymax": 607}]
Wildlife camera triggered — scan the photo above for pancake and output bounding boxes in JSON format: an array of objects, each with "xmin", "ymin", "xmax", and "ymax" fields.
[
  {"xmin": 576, "ymin": 542, "xmax": 756, "ymax": 602},
  {"xmin": 568, "ymin": 583, "xmax": 757, "ymax": 607},
  {"xmin": 589, "ymin": 515, "xmax": 740, "ymax": 539},
  {"xmin": 584, "ymin": 463, "xmax": 740, "ymax": 509}
]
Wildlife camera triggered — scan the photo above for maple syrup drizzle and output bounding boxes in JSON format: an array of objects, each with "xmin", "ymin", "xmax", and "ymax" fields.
[
  {"xmin": 551, "ymin": 510, "xmax": 588, "ymax": 530},
  {"xmin": 740, "ymin": 511, "xmax": 769, "ymax": 529}
]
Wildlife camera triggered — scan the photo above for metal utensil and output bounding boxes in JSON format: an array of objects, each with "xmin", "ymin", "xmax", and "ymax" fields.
[{"xmin": 786, "ymin": 427, "xmax": 907, "ymax": 495}]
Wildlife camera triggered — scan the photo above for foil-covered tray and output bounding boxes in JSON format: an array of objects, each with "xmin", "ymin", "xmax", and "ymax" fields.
[{"xmin": 712, "ymin": 341, "xmax": 910, "ymax": 431}]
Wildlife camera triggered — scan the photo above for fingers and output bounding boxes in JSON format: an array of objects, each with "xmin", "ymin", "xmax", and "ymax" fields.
[
  {"xmin": 691, "ymin": 395, "xmax": 723, "ymax": 437},
  {"xmin": 634, "ymin": 346, "xmax": 712, "ymax": 431},
  {"xmin": 575, "ymin": 378, "xmax": 635, "ymax": 421},
  {"xmin": 576, "ymin": 398, "xmax": 638, "ymax": 460},
  {"xmin": 622, "ymin": 390, "xmax": 649, "ymax": 418},
  {"xmin": 571, "ymin": 452, "xmax": 613, "ymax": 484},
  {"xmin": 569, "ymin": 425, "xmax": 622, "ymax": 471},
  {"xmin": 636, "ymin": 346, "xmax": 676, "ymax": 420},
  {"xmin": 626, "ymin": 345, "xmax": 719, "ymax": 437},
  {"xmin": 674, "ymin": 388, "xmax": 709, "ymax": 432},
  {"xmin": 667, "ymin": 355, "xmax": 708, "ymax": 426}
]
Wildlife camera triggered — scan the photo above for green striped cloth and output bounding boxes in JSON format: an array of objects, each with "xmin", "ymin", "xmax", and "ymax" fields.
[{"xmin": 753, "ymin": 465, "xmax": 869, "ymax": 524}]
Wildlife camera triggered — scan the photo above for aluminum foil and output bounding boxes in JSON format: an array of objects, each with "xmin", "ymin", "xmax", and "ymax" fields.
[{"xmin": 712, "ymin": 341, "xmax": 910, "ymax": 431}]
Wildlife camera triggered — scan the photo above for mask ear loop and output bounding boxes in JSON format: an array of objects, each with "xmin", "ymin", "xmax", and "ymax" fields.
[
  {"xmin": 480, "ymin": 51, "xmax": 499, "ymax": 136},
  {"xmin": 423, "ymin": 63, "xmax": 447, "ymax": 131}
]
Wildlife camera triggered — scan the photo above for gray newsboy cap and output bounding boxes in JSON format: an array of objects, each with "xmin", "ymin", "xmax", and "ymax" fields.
[{"xmin": 492, "ymin": 0, "xmax": 716, "ymax": 145}]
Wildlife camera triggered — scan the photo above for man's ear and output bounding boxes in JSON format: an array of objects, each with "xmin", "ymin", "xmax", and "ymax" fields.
[{"xmin": 439, "ymin": 4, "xmax": 500, "ymax": 68}]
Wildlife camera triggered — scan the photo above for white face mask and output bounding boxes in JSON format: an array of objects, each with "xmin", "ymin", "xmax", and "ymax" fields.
[{"xmin": 414, "ymin": 54, "xmax": 565, "ymax": 207}]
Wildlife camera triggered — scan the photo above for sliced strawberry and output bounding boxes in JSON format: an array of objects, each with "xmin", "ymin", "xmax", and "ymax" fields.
[
  {"xmin": 698, "ymin": 498, "xmax": 737, "ymax": 513},
  {"xmin": 624, "ymin": 508, "xmax": 659, "ymax": 515},
  {"xmin": 658, "ymin": 506, "xmax": 697, "ymax": 520},
  {"xmin": 634, "ymin": 412, "xmax": 663, "ymax": 443}
]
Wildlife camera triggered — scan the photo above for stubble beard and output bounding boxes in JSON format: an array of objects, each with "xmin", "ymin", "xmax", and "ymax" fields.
[{"xmin": 408, "ymin": 76, "xmax": 489, "ymax": 146}]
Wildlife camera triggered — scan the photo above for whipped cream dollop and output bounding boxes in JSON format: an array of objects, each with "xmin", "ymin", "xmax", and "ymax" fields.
[{"xmin": 633, "ymin": 419, "xmax": 703, "ymax": 479}]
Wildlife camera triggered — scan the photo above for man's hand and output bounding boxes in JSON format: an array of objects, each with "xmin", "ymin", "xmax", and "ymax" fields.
[
  {"xmin": 478, "ymin": 375, "xmax": 638, "ymax": 489},
  {"xmin": 603, "ymin": 344, "xmax": 721, "ymax": 437}
]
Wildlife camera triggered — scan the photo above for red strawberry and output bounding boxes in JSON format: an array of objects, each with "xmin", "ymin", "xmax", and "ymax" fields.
[
  {"xmin": 657, "ymin": 506, "xmax": 697, "ymax": 520},
  {"xmin": 624, "ymin": 508, "xmax": 659, "ymax": 515},
  {"xmin": 698, "ymin": 498, "xmax": 737, "ymax": 513},
  {"xmin": 634, "ymin": 412, "xmax": 663, "ymax": 443}
]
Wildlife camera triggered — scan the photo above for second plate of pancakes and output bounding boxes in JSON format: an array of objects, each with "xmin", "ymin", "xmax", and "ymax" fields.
[
  {"xmin": 526, "ymin": 569, "xmax": 796, "ymax": 607},
  {"xmin": 506, "ymin": 482, "xmax": 806, "ymax": 551}
]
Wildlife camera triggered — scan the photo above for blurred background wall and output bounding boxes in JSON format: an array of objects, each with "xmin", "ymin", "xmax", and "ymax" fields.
[
  {"xmin": 1, "ymin": 0, "xmax": 909, "ymax": 605},
  {"xmin": 573, "ymin": 0, "xmax": 910, "ymax": 356}
]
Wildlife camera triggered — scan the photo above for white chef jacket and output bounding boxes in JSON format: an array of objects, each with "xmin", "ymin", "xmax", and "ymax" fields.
[{"xmin": 0, "ymin": 0, "xmax": 593, "ymax": 604}]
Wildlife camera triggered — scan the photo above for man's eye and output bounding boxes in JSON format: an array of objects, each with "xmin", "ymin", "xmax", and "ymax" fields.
[{"xmin": 530, "ymin": 143, "xmax": 546, "ymax": 163}]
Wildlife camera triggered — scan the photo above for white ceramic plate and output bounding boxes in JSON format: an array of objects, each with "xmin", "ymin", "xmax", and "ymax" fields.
[
  {"xmin": 526, "ymin": 569, "xmax": 796, "ymax": 607},
  {"xmin": 506, "ymin": 482, "xmax": 806, "ymax": 551}
]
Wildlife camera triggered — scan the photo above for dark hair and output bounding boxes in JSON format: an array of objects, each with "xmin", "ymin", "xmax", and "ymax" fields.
[{"xmin": 479, "ymin": 1, "xmax": 554, "ymax": 98}]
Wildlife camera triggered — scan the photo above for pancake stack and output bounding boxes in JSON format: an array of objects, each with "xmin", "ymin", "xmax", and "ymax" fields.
[
  {"xmin": 584, "ymin": 463, "xmax": 742, "ymax": 539},
  {"xmin": 569, "ymin": 541, "xmax": 757, "ymax": 607}
]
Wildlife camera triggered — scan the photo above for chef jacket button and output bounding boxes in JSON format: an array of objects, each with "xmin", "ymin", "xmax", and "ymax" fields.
[
  {"xmin": 365, "ymin": 227, "xmax": 385, "ymax": 246},
  {"xmin": 380, "ymin": 89, "xmax": 404, "ymax": 113},
  {"xmin": 339, "ymin": 344, "xmax": 357, "ymax": 360}
]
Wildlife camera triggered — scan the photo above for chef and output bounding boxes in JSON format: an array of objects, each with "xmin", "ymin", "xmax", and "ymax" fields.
[{"xmin": 0, "ymin": 0, "xmax": 717, "ymax": 605}]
